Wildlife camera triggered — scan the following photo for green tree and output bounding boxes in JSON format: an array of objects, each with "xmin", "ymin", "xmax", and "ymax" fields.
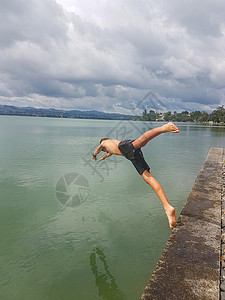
[
  {"xmin": 142, "ymin": 109, "xmax": 147, "ymax": 121},
  {"xmin": 199, "ymin": 111, "xmax": 209, "ymax": 122},
  {"xmin": 172, "ymin": 111, "xmax": 190, "ymax": 122},
  {"xmin": 219, "ymin": 106, "xmax": 225, "ymax": 123},
  {"xmin": 190, "ymin": 111, "xmax": 202, "ymax": 122},
  {"xmin": 139, "ymin": 106, "xmax": 225, "ymax": 124},
  {"xmin": 148, "ymin": 110, "xmax": 156, "ymax": 121},
  {"xmin": 164, "ymin": 111, "xmax": 172, "ymax": 121},
  {"xmin": 217, "ymin": 106, "xmax": 225, "ymax": 123},
  {"xmin": 209, "ymin": 110, "xmax": 220, "ymax": 123},
  {"xmin": 208, "ymin": 106, "xmax": 225, "ymax": 123}
]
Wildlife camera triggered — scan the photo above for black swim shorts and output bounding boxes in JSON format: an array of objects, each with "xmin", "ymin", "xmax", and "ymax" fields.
[{"xmin": 118, "ymin": 139, "xmax": 150, "ymax": 175}]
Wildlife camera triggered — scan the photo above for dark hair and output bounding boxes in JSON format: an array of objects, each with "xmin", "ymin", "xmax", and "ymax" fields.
[{"xmin": 100, "ymin": 137, "xmax": 109, "ymax": 144}]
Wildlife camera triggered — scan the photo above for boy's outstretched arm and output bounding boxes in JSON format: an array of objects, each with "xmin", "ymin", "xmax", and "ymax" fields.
[{"xmin": 92, "ymin": 144, "xmax": 103, "ymax": 160}]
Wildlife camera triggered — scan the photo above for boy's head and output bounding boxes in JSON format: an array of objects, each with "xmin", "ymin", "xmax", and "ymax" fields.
[{"xmin": 100, "ymin": 137, "xmax": 109, "ymax": 144}]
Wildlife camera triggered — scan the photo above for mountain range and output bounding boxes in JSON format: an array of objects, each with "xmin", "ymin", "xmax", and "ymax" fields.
[{"xmin": 0, "ymin": 105, "xmax": 136, "ymax": 120}]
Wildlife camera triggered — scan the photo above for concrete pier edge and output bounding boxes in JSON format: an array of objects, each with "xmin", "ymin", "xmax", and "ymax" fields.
[
  {"xmin": 141, "ymin": 147, "xmax": 225, "ymax": 300},
  {"xmin": 220, "ymin": 156, "xmax": 225, "ymax": 299}
]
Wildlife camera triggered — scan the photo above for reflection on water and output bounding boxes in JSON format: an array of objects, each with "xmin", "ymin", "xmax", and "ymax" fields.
[{"xmin": 90, "ymin": 248, "xmax": 125, "ymax": 300}]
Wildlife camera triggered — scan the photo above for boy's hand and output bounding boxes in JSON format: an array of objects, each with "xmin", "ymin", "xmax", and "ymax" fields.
[
  {"xmin": 98, "ymin": 157, "xmax": 104, "ymax": 162},
  {"xmin": 92, "ymin": 155, "xmax": 97, "ymax": 160},
  {"xmin": 98, "ymin": 153, "xmax": 111, "ymax": 161}
]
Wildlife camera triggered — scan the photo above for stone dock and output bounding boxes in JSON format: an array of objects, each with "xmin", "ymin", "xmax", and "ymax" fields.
[{"xmin": 141, "ymin": 147, "xmax": 225, "ymax": 300}]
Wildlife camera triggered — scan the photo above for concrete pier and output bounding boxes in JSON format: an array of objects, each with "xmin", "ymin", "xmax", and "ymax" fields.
[{"xmin": 141, "ymin": 147, "xmax": 224, "ymax": 300}]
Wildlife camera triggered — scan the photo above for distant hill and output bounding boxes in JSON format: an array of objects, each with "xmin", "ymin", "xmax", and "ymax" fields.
[{"xmin": 0, "ymin": 105, "xmax": 136, "ymax": 120}]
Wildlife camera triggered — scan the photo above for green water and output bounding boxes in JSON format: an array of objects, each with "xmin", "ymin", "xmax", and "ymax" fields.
[{"xmin": 0, "ymin": 116, "xmax": 224, "ymax": 300}]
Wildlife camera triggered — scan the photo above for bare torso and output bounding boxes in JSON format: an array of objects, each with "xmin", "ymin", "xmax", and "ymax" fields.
[{"xmin": 101, "ymin": 139, "xmax": 123, "ymax": 156}]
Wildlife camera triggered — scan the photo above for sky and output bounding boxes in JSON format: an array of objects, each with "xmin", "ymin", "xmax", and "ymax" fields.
[{"xmin": 0, "ymin": 0, "xmax": 225, "ymax": 114}]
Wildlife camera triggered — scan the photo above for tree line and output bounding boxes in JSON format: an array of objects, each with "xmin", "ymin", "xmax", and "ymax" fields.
[{"xmin": 136, "ymin": 106, "xmax": 225, "ymax": 123}]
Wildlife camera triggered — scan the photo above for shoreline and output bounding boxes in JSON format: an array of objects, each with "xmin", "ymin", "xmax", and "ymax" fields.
[{"xmin": 0, "ymin": 114, "xmax": 225, "ymax": 126}]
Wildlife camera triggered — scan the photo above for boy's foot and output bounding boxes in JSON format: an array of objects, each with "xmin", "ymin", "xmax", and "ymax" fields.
[
  {"xmin": 161, "ymin": 122, "xmax": 179, "ymax": 133},
  {"xmin": 165, "ymin": 206, "xmax": 177, "ymax": 229}
]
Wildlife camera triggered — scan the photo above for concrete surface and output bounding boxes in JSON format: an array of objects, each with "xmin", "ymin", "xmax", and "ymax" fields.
[
  {"xmin": 220, "ymin": 157, "xmax": 225, "ymax": 299},
  {"xmin": 141, "ymin": 147, "xmax": 224, "ymax": 300}
]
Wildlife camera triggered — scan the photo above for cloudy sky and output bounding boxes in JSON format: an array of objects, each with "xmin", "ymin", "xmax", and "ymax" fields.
[{"xmin": 0, "ymin": 0, "xmax": 225, "ymax": 114}]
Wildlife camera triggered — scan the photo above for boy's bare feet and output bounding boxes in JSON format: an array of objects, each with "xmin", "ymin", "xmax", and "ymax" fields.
[
  {"xmin": 165, "ymin": 206, "xmax": 177, "ymax": 229},
  {"xmin": 161, "ymin": 122, "xmax": 179, "ymax": 133}
]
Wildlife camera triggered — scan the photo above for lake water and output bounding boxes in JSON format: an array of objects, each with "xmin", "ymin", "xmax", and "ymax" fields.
[{"xmin": 0, "ymin": 116, "xmax": 225, "ymax": 300}]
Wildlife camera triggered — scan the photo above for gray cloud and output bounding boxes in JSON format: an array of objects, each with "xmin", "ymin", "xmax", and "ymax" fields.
[
  {"xmin": 0, "ymin": 0, "xmax": 67, "ymax": 48},
  {"xmin": 161, "ymin": 0, "xmax": 225, "ymax": 37},
  {"xmin": 0, "ymin": 0, "xmax": 224, "ymax": 113}
]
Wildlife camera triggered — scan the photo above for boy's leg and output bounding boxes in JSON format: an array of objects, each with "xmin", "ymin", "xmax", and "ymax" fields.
[
  {"xmin": 141, "ymin": 169, "xmax": 177, "ymax": 229},
  {"xmin": 132, "ymin": 122, "xmax": 179, "ymax": 149}
]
